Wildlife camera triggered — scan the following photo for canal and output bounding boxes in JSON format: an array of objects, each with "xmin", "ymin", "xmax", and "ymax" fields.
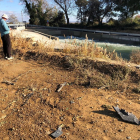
[{"xmin": 58, "ymin": 35, "xmax": 140, "ymax": 60}]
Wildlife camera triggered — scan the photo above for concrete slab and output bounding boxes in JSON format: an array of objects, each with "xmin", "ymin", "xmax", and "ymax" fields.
[{"xmin": 10, "ymin": 29, "xmax": 69, "ymax": 50}]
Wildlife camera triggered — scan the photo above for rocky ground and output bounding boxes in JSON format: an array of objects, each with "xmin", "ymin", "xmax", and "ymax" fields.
[{"xmin": 0, "ymin": 30, "xmax": 139, "ymax": 140}]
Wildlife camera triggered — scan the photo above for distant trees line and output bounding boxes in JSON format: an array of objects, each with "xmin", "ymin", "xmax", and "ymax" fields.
[{"xmin": 20, "ymin": 0, "xmax": 140, "ymax": 27}]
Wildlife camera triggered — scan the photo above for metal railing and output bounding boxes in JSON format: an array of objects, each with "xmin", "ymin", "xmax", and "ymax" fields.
[{"xmin": 8, "ymin": 23, "xmax": 26, "ymax": 28}]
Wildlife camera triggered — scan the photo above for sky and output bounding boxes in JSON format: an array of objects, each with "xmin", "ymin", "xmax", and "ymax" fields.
[
  {"xmin": 0, "ymin": 0, "xmax": 30, "ymax": 22},
  {"xmin": 0, "ymin": 0, "xmax": 77, "ymax": 23}
]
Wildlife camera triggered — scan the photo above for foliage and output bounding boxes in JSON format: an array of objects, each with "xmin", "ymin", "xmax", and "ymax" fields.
[
  {"xmin": 114, "ymin": 0, "xmax": 140, "ymax": 20},
  {"xmin": 133, "ymin": 15, "xmax": 140, "ymax": 25},
  {"xmin": 74, "ymin": 0, "xmax": 118, "ymax": 26},
  {"xmin": 75, "ymin": 0, "xmax": 88, "ymax": 24},
  {"xmin": 88, "ymin": 0, "xmax": 115, "ymax": 25},
  {"xmin": 50, "ymin": 11, "xmax": 66, "ymax": 27},
  {"xmin": 21, "ymin": 0, "xmax": 140, "ymax": 27},
  {"xmin": 74, "ymin": 0, "xmax": 140, "ymax": 26},
  {"xmin": 21, "ymin": 0, "xmax": 61, "ymax": 25}
]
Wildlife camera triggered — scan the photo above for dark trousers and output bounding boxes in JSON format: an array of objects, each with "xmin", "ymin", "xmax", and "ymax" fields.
[{"xmin": 1, "ymin": 34, "xmax": 11, "ymax": 58}]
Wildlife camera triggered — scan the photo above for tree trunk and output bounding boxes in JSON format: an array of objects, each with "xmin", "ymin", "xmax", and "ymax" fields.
[
  {"xmin": 98, "ymin": 18, "xmax": 103, "ymax": 26},
  {"xmin": 65, "ymin": 12, "xmax": 69, "ymax": 25},
  {"xmin": 87, "ymin": 15, "xmax": 91, "ymax": 26}
]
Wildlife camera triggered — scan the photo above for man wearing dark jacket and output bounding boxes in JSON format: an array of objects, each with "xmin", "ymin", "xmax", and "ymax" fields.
[{"xmin": 0, "ymin": 14, "xmax": 13, "ymax": 60}]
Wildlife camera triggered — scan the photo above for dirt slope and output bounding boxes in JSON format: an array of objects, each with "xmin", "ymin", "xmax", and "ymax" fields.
[{"xmin": 0, "ymin": 51, "xmax": 139, "ymax": 140}]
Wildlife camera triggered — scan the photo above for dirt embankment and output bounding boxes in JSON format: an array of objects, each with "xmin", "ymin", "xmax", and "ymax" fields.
[{"xmin": 0, "ymin": 46, "xmax": 139, "ymax": 140}]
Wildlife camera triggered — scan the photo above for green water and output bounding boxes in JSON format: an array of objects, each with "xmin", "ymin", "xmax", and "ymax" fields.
[
  {"xmin": 97, "ymin": 43, "xmax": 140, "ymax": 60},
  {"xmin": 58, "ymin": 36, "xmax": 140, "ymax": 60}
]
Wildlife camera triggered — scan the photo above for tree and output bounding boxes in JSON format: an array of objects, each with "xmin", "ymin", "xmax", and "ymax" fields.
[
  {"xmin": 8, "ymin": 14, "xmax": 19, "ymax": 23},
  {"xmin": 50, "ymin": 11, "xmax": 66, "ymax": 26},
  {"xmin": 21, "ymin": 0, "xmax": 38, "ymax": 24},
  {"xmin": 54, "ymin": 0, "xmax": 75, "ymax": 25},
  {"xmin": 114, "ymin": 0, "xmax": 140, "ymax": 20},
  {"xmin": 20, "ymin": 0, "xmax": 56, "ymax": 25},
  {"xmin": 75, "ymin": 0, "xmax": 88, "ymax": 24},
  {"xmin": 87, "ymin": 0, "xmax": 115, "ymax": 25}
]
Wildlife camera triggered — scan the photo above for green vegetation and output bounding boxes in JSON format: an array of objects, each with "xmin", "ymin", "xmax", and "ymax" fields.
[
  {"xmin": 20, "ymin": 0, "xmax": 66, "ymax": 26},
  {"xmin": 20, "ymin": 0, "xmax": 140, "ymax": 29}
]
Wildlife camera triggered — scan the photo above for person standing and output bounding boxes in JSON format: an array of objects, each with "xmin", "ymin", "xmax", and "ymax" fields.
[{"xmin": 0, "ymin": 14, "xmax": 13, "ymax": 60}]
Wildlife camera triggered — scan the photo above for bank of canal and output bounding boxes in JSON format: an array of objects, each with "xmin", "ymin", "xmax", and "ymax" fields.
[{"xmin": 58, "ymin": 35, "xmax": 140, "ymax": 60}]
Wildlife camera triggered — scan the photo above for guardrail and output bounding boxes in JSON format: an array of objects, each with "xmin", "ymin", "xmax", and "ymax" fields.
[
  {"xmin": 27, "ymin": 24, "xmax": 140, "ymax": 37},
  {"xmin": 8, "ymin": 23, "xmax": 25, "ymax": 27},
  {"xmin": 8, "ymin": 23, "xmax": 26, "ymax": 30}
]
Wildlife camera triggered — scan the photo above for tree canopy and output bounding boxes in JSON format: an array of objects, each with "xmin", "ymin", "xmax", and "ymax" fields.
[
  {"xmin": 21, "ymin": 0, "xmax": 140, "ymax": 26},
  {"xmin": 20, "ymin": 0, "xmax": 65, "ymax": 26}
]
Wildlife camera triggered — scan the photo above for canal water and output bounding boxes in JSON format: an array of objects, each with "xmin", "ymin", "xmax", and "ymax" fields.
[{"xmin": 58, "ymin": 36, "xmax": 140, "ymax": 60}]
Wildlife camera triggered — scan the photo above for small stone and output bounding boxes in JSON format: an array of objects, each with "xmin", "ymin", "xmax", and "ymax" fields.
[
  {"xmin": 118, "ymin": 129, "xmax": 123, "ymax": 132},
  {"xmin": 60, "ymin": 117, "xmax": 64, "ymax": 121},
  {"xmin": 104, "ymin": 130, "xmax": 108, "ymax": 133},
  {"xmin": 70, "ymin": 100, "xmax": 75, "ymax": 104},
  {"xmin": 48, "ymin": 88, "xmax": 51, "ymax": 93},
  {"xmin": 77, "ymin": 97, "xmax": 82, "ymax": 100},
  {"xmin": 46, "ymin": 130, "xmax": 51, "ymax": 134},
  {"xmin": 126, "ymin": 136, "xmax": 131, "ymax": 139}
]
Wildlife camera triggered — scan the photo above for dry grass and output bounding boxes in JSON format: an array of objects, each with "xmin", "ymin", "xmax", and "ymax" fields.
[
  {"xmin": 73, "ymin": 59, "xmax": 131, "ymax": 90},
  {"xmin": 1, "ymin": 32, "xmax": 126, "ymax": 64},
  {"xmin": 130, "ymin": 50, "xmax": 140, "ymax": 64},
  {"xmin": 62, "ymin": 38, "xmax": 122, "ymax": 61},
  {"xmin": 0, "ymin": 32, "xmax": 139, "ymax": 91},
  {"xmin": 0, "ymin": 32, "xmax": 137, "ymax": 65}
]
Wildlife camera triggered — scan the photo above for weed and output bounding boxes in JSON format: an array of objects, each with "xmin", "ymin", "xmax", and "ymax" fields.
[{"xmin": 130, "ymin": 50, "xmax": 140, "ymax": 64}]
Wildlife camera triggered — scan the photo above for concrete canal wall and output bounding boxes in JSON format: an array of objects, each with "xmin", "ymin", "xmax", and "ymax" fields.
[{"xmin": 27, "ymin": 27, "xmax": 140, "ymax": 46}]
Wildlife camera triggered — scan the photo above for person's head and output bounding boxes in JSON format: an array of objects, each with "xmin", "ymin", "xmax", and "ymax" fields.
[{"xmin": 2, "ymin": 14, "xmax": 8, "ymax": 21}]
